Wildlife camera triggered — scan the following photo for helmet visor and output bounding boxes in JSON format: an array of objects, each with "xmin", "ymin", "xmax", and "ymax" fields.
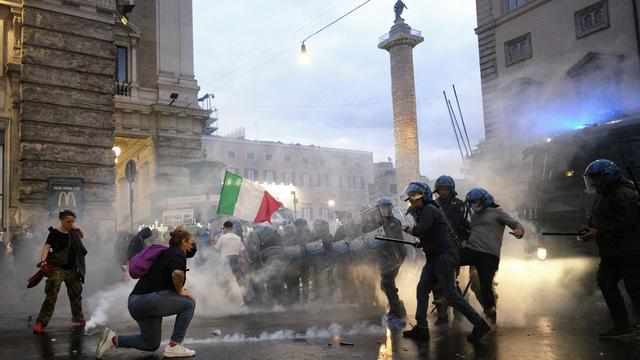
[
  {"xmin": 583, "ymin": 175, "xmax": 599, "ymax": 194},
  {"xmin": 401, "ymin": 191, "xmax": 423, "ymax": 202}
]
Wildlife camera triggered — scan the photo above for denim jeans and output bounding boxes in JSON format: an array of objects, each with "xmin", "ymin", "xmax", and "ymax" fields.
[
  {"xmin": 117, "ymin": 290, "xmax": 196, "ymax": 351},
  {"xmin": 415, "ymin": 250, "xmax": 483, "ymax": 328}
]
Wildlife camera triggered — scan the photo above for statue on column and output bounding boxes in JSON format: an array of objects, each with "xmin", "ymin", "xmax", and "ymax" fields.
[{"xmin": 394, "ymin": 0, "xmax": 407, "ymax": 21}]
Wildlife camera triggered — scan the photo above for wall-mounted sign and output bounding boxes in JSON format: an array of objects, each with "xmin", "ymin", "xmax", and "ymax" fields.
[
  {"xmin": 162, "ymin": 208, "xmax": 194, "ymax": 227},
  {"xmin": 48, "ymin": 177, "xmax": 84, "ymax": 215}
]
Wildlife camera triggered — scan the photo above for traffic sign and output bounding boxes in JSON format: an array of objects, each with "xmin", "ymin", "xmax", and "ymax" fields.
[{"xmin": 125, "ymin": 159, "xmax": 137, "ymax": 183}]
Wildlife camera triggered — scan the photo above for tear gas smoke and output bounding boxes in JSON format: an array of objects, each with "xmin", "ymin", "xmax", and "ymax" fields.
[
  {"xmin": 392, "ymin": 229, "xmax": 598, "ymax": 328},
  {"xmin": 85, "ymin": 280, "xmax": 135, "ymax": 331},
  {"xmin": 176, "ymin": 321, "xmax": 385, "ymax": 344}
]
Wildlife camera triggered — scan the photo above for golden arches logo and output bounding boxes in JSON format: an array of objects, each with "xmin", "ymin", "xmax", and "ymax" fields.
[{"xmin": 57, "ymin": 191, "xmax": 77, "ymax": 208}]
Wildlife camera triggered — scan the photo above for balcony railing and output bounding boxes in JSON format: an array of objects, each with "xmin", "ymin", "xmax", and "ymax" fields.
[
  {"xmin": 379, "ymin": 28, "xmax": 422, "ymax": 43},
  {"xmin": 114, "ymin": 81, "xmax": 131, "ymax": 96},
  {"xmin": 203, "ymin": 111, "xmax": 219, "ymax": 135},
  {"xmin": 96, "ymin": 0, "xmax": 116, "ymax": 14}
]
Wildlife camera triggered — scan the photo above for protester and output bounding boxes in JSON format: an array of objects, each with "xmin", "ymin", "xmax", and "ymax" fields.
[
  {"xmin": 127, "ymin": 227, "xmax": 153, "ymax": 261},
  {"xmin": 32, "ymin": 210, "xmax": 88, "ymax": 334},
  {"xmin": 114, "ymin": 230, "xmax": 131, "ymax": 264},
  {"xmin": 459, "ymin": 188, "xmax": 524, "ymax": 324},
  {"xmin": 96, "ymin": 227, "xmax": 197, "ymax": 358},
  {"xmin": 214, "ymin": 221, "xmax": 246, "ymax": 283}
]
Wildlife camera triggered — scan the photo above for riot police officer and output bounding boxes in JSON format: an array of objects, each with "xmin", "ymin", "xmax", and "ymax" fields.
[
  {"xmin": 294, "ymin": 218, "xmax": 312, "ymax": 303},
  {"xmin": 579, "ymin": 159, "xmax": 640, "ymax": 339},
  {"xmin": 246, "ymin": 224, "xmax": 285, "ymax": 306},
  {"xmin": 434, "ymin": 176, "xmax": 470, "ymax": 242},
  {"xmin": 282, "ymin": 224, "xmax": 304, "ymax": 306},
  {"xmin": 333, "ymin": 211, "xmax": 361, "ymax": 303},
  {"xmin": 376, "ymin": 197, "xmax": 407, "ymax": 319},
  {"xmin": 310, "ymin": 218, "xmax": 335, "ymax": 301},
  {"xmin": 401, "ymin": 181, "xmax": 490, "ymax": 342},
  {"xmin": 433, "ymin": 175, "xmax": 472, "ymax": 325}
]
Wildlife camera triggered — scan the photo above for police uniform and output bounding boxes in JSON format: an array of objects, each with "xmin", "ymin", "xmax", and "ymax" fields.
[
  {"xmin": 591, "ymin": 177, "xmax": 640, "ymax": 334},
  {"xmin": 379, "ymin": 215, "xmax": 407, "ymax": 317}
]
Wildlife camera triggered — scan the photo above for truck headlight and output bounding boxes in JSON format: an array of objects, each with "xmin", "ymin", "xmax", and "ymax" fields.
[{"xmin": 537, "ymin": 247, "xmax": 547, "ymax": 260}]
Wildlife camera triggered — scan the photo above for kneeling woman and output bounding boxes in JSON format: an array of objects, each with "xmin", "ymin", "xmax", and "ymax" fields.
[{"xmin": 97, "ymin": 227, "xmax": 197, "ymax": 358}]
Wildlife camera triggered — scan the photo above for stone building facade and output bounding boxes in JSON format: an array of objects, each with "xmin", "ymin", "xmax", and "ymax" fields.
[
  {"xmin": 203, "ymin": 134, "xmax": 375, "ymax": 223},
  {"xmin": 0, "ymin": 0, "xmax": 211, "ymax": 241},
  {"xmin": 112, "ymin": 0, "xmax": 211, "ymax": 229},
  {"xmin": 472, "ymin": 0, "xmax": 640, "ymax": 207}
]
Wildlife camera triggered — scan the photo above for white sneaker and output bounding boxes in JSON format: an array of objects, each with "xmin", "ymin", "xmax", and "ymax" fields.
[
  {"xmin": 96, "ymin": 327, "xmax": 116, "ymax": 358},
  {"xmin": 163, "ymin": 343, "xmax": 196, "ymax": 358}
]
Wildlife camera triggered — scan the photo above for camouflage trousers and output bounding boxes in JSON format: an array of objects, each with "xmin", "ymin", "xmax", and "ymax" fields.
[{"xmin": 36, "ymin": 269, "xmax": 84, "ymax": 326}]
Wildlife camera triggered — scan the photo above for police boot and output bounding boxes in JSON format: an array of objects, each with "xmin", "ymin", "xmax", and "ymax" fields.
[
  {"xmin": 403, "ymin": 326, "xmax": 429, "ymax": 341},
  {"xmin": 388, "ymin": 300, "xmax": 407, "ymax": 319},
  {"xmin": 467, "ymin": 321, "xmax": 491, "ymax": 342},
  {"xmin": 484, "ymin": 307, "xmax": 497, "ymax": 325},
  {"xmin": 599, "ymin": 324, "xmax": 634, "ymax": 339}
]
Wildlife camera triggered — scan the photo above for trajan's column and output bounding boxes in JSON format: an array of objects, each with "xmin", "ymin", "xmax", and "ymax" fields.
[{"xmin": 378, "ymin": 1, "xmax": 424, "ymax": 191}]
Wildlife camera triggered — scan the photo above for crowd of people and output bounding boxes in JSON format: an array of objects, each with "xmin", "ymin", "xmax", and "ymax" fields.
[{"xmin": 14, "ymin": 158, "xmax": 640, "ymax": 358}]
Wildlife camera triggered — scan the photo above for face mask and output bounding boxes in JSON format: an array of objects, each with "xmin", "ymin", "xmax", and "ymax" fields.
[
  {"xmin": 186, "ymin": 243, "xmax": 197, "ymax": 258},
  {"xmin": 471, "ymin": 203, "xmax": 484, "ymax": 214}
]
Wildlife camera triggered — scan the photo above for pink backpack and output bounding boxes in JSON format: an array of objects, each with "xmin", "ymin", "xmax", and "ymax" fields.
[{"xmin": 128, "ymin": 244, "xmax": 168, "ymax": 279}]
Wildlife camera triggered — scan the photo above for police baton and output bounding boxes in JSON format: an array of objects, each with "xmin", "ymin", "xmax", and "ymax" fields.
[{"xmin": 374, "ymin": 236, "xmax": 417, "ymax": 246}]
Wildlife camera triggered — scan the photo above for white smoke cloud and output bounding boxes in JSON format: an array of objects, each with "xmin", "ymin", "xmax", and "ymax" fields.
[{"xmin": 177, "ymin": 321, "xmax": 385, "ymax": 345}]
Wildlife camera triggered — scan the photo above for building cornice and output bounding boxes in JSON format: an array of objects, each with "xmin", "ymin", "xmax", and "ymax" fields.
[
  {"xmin": 474, "ymin": 0, "xmax": 553, "ymax": 34},
  {"xmin": 203, "ymin": 135, "xmax": 373, "ymax": 157},
  {"xmin": 24, "ymin": 0, "xmax": 115, "ymax": 24}
]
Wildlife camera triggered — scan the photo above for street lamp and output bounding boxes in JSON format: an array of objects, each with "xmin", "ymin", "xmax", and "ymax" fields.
[
  {"xmin": 327, "ymin": 199, "xmax": 335, "ymax": 222},
  {"xmin": 112, "ymin": 146, "xmax": 121, "ymax": 164},
  {"xmin": 298, "ymin": 42, "xmax": 310, "ymax": 65},
  {"xmin": 291, "ymin": 191, "xmax": 298, "ymax": 219}
]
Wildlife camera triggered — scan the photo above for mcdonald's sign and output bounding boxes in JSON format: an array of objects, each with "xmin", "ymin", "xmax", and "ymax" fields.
[
  {"xmin": 57, "ymin": 191, "xmax": 77, "ymax": 208},
  {"xmin": 48, "ymin": 177, "xmax": 84, "ymax": 214}
]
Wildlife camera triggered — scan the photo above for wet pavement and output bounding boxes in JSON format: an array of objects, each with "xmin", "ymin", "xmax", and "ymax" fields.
[{"xmin": 2, "ymin": 304, "xmax": 640, "ymax": 359}]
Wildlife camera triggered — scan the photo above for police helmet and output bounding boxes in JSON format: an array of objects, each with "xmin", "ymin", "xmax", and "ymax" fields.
[
  {"xmin": 584, "ymin": 159, "xmax": 621, "ymax": 193},
  {"xmin": 312, "ymin": 218, "xmax": 330, "ymax": 232},
  {"xmin": 435, "ymin": 175, "xmax": 456, "ymax": 192},
  {"xmin": 401, "ymin": 181, "xmax": 433, "ymax": 202},
  {"xmin": 283, "ymin": 224, "xmax": 295, "ymax": 236},
  {"xmin": 465, "ymin": 188, "xmax": 495, "ymax": 207},
  {"xmin": 254, "ymin": 224, "xmax": 279, "ymax": 245},
  {"xmin": 294, "ymin": 218, "xmax": 308, "ymax": 226},
  {"xmin": 376, "ymin": 197, "xmax": 394, "ymax": 207}
]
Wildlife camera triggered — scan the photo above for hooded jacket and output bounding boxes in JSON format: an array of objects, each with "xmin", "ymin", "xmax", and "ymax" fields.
[{"xmin": 590, "ymin": 178, "xmax": 640, "ymax": 257}]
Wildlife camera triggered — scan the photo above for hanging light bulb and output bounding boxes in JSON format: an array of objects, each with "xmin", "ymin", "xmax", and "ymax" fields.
[{"xmin": 299, "ymin": 42, "xmax": 310, "ymax": 65}]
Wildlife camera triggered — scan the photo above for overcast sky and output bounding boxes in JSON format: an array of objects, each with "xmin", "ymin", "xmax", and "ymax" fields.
[{"xmin": 192, "ymin": 0, "xmax": 483, "ymax": 179}]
